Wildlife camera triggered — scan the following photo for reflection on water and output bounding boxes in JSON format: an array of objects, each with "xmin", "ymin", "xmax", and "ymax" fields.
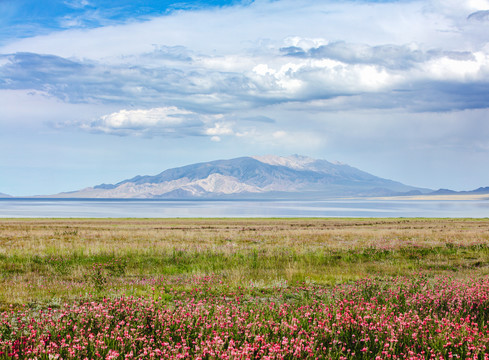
[{"xmin": 1, "ymin": 198, "xmax": 489, "ymax": 218}]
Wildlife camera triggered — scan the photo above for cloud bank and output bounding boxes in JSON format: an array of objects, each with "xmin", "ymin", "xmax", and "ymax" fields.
[
  {"xmin": 1, "ymin": 0, "xmax": 489, "ymax": 123},
  {"xmin": 2, "ymin": 40, "xmax": 489, "ymax": 137}
]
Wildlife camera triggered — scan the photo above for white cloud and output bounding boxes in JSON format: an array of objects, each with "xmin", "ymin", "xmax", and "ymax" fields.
[
  {"xmin": 80, "ymin": 107, "xmax": 206, "ymax": 137},
  {"xmin": 64, "ymin": 0, "xmax": 91, "ymax": 9},
  {"xmin": 249, "ymin": 57, "xmax": 401, "ymax": 100},
  {"xmin": 98, "ymin": 107, "xmax": 193, "ymax": 128},
  {"xmin": 204, "ymin": 122, "xmax": 234, "ymax": 136},
  {"xmin": 282, "ymin": 36, "xmax": 328, "ymax": 51},
  {"xmin": 422, "ymin": 52, "xmax": 489, "ymax": 81},
  {"xmin": 77, "ymin": 106, "xmax": 244, "ymax": 140}
]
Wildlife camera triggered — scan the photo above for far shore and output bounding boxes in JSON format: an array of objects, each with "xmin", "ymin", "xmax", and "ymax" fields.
[
  {"xmin": 2, "ymin": 193, "xmax": 489, "ymax": 201},
  {"xmin": 372, "ymin": 193, "xmax": 489, "ymax": 201}
]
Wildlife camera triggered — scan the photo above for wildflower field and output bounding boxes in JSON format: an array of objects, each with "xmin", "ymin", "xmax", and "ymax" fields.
[{"xmin": 1, "ymin": 218, "xmax": 489, "ymax": 359}]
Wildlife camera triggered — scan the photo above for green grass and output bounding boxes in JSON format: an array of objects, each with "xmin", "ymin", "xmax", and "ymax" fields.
[{"xmin": 1, "ymin": 218, "xmax": 489, "ymax": 307}]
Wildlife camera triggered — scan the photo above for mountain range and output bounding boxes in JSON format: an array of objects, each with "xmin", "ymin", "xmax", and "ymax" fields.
[
  {"xmin": 52, "ymin": 155, "xmax": 433, "ymax": 199},
  {"xmin": 429, "ymin": 187, "xmax": 489, "ymax": 195},
  {"xmin": 0, "ymin": 192, "xmax": 11, "ymax": 198}
]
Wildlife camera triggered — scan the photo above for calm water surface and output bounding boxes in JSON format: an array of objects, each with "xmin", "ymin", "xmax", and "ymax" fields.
[{"xmin": 1, "ymin": 198, "xmax": 489, "ymax": 218}]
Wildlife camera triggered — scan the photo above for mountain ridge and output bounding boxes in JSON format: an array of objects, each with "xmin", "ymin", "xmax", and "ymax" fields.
[
  {"xmin": 51, "ymin": 155, "xmax": 433, "ymax": 199},
  {"xmin": 429, "ymin": 186, "xmax": 489, "ymax": 196}
]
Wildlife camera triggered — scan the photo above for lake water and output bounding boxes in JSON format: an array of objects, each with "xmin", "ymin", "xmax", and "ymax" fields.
[{"xmin": 1, "ymin": 198, "xmax": 489, "ymax": 218}]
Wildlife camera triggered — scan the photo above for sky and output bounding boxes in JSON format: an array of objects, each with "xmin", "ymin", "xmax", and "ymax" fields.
[{"xmin": 1, "ymin": 0, "xmax": 489, "ymax": 196}]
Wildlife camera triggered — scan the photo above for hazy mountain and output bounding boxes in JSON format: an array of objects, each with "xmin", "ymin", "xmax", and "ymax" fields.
[
  {"xmin": 430, "ymin": 186, "xmax": 489, "ymax": 195},
  {"xmin": 53, "ymin": 155, "xmax": 431, "ymax": 199},
  {"xmin": 429, "ymin": 188, "xmax": 458, "ymax": 195},
  {"xmin": 470, "ymin": 187, "xmax": 489, "ymax": 194},
  {"xmin": 0, "ymin": 192, "xmax": 11, "ymax": 198}
]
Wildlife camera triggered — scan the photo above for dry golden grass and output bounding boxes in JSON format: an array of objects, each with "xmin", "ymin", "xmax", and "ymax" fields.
[{"xmin": 2, "ymin": 218, "xmax": 489, "ymax": 253}]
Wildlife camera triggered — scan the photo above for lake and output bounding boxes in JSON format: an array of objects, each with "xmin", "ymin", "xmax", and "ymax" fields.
[{"xmin": 1, "ymin": 198, "xmax": 489, "ymax": 218}]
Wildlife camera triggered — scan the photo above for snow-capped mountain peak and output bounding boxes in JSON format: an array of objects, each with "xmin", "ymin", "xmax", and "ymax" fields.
[
  {"xmin": 251, "ymin": 154, "xmax": 316, "ymax": 170},
  {"xmin": 51, "ymin": 155, "xmax": 431, "ymax": 198}
]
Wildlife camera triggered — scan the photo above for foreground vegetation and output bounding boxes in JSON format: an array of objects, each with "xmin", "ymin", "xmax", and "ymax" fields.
[
  {"xmin": 1, "ymin": 218, "xmax": 489, "ymax": 358},
  {"xmin": 2, "ymin": 275, "xmax": 489, "ymax": 359}
]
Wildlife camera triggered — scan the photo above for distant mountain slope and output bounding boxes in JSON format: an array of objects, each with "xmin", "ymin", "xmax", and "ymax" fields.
[
  {"xmin": 0, "ymin": 192, "xmax": 11, "ymax": 198},
  {"xmin": 54, "ymin": 155, "xmax": 432, "ymax": 199},
  {"xmin": 465, "ymin": 186, "xmax": 489, "ymax": 194},
  {"xmin": 429, "ymin": 186, "xmax": 489, "ymax": 195}
]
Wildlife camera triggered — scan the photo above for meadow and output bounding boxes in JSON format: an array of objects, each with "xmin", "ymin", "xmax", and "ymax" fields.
[{"xmin": 1, "ymin": 218, "xmax": 489, "ymax": 358}]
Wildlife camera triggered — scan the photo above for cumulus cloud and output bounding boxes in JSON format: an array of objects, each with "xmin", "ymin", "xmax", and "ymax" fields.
[
  {"xmin": 77, "ymin": 106, "xmax": 241, "ymax": 140},
  {"xmin": 79, "ymin": 107, "xmax": 200, "ymax": 136},
  {"xmin": 204, "ymin": 122, "xmax": 234, "ymax": 136},
  {"xmin": 249, "ymin": 57, "xmax": 400, "ymax": 100},
  {"xmin": 74, "ymin": 104, "xmax": 291, "ymax": 144}
]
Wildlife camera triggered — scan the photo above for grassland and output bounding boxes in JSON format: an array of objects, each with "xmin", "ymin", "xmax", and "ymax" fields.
[
  {"xmin": 2, "ymin": 218, "xmax": 489, "ymax": 358},
  {"xmin": 1, "ymin": 218, "xmax": 489, "ymax": 306}
]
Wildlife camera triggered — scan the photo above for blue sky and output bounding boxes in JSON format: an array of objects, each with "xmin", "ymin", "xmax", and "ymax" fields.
[{"xmin": 1, "ymin": 0, "xmax": 489, "ymax": 195}]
